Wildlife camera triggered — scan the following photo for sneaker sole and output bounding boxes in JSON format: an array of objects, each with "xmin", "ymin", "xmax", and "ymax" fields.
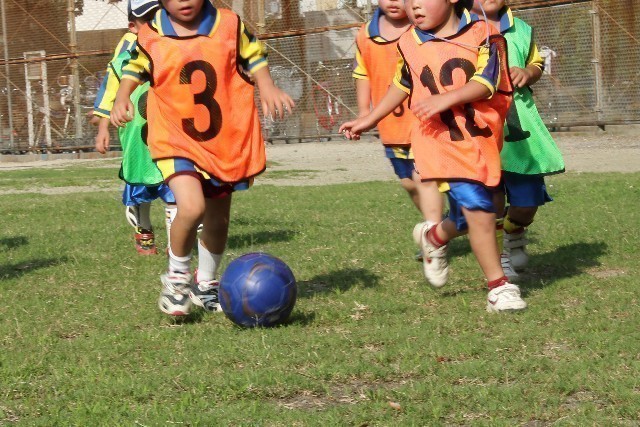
[{"xmin": 486, "ymin": 303, "xmax": 527, "ymax": 313}]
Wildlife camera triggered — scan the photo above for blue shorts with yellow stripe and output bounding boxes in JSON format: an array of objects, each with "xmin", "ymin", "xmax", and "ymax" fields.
[
  {"xmin": 122, "ymin": 183, "xmax": 175, "ymax": 206},
  {"xmin": 440, "ymin": 181, "xmax": 496, "ymax": 231},
  {"xmin": 385, "ymin": 146, "xmax": 415, "ymax": 180},
  {"xmin": 156, "ymin": 158, "xmax": 252, "ymax": 199},
  {"xmin": 503, "ymin": 172, "xmax": 553, "ymax": 208}
]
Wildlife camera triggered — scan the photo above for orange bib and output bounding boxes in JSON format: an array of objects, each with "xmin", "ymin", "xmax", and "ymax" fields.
[
  {"xmin": 138, "ymin": 9, "xmax": 265, "ymax": 183},
  {"xmin": 356, "ymin": 26, "xmax": 416, "ymax": 146},
  {"xmin": 398, "ymin": 22, "xmax": 512, "ymax": 187}
]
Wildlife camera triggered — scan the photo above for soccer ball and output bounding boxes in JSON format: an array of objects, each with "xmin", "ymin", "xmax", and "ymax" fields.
[{"xmin": 219, "ymin": 252, "xmax": 297, "ymax": 328}]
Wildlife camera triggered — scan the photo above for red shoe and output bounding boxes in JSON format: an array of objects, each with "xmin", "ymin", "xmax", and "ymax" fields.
[{"xmin": 135, "ymin": 227, "xmax": 158, "ymax": 255}]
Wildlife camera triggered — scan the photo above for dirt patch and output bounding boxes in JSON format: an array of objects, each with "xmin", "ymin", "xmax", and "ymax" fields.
[
  {"xmin": 586, "ymin": 268, "xmax": 626, "ymax": 279},
  {"xmin": 0, "ymin": 132, "xmax": 638, "ymax": 194}
]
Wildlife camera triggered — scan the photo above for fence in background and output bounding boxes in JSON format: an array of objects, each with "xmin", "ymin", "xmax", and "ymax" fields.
[{"xmin": 0, "ymin": 0, "xmax": 638, "ymax": 152}]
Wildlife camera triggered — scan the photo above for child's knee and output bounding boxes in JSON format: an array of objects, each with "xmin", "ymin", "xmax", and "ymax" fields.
[
  {"xmin": 177, "ymin": 201, "xmax": 206, "ymax": 225},
  {"xmin": 400, "ymin": 177, "xmax": 417, "ymax": 193}
]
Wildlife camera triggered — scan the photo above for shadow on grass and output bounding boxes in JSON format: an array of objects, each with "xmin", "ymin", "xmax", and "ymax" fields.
[
  {"xmin": 297, "ymin": 267, "xmax": 380, "ymax": 296},
  {"xmin": 285, "ymin": 309, "xmax": 316, "ymax": 326},
  {"xmin": 0, "ymin": 236, "xmax": 28, "ymax": 250},
  {"xmin": 0, "ymin": 257, "xmax": 68, "ymax": 281},
  {"xmin": 520, "ymin": 241, "xmax": 607, "ymax": 293},
  {"xmin": 227, "ymin": 229, "xmax": 297, "ymax": 250},
  {"xmin": 447, "ymin": 237, "xmax": 472, "ymax": 259}
]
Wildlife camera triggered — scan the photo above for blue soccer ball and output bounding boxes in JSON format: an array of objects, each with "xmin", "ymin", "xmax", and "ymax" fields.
[{"xmin": 219, "ymin": 253, "xmax": 297, "ymax": 328}]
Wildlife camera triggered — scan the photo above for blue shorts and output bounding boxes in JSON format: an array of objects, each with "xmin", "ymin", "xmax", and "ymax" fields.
[
  {"xmin": 156, "ymin": 157, "xmax": 251, "ymax": 199},
  {"xmin": 503, "ymin": 173, "xmax": 553, "ymax": 207},
  {"xmin": 388, "ymin": 157, "xmax": 415, "ymax": 180},
  {"xmin": 122, "ymin": 183, "xmax": 175, "ymax": 206},
  {"xmin": 385, "ymin": 146, "xmax": 415, "ymax": 180},
  {"xmin": 443, "ymin": 182, "xmax": 496, "ymax": 231}
]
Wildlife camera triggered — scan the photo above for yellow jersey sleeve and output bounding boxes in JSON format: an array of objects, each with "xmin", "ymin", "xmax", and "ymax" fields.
[
  {"xmin": 121, "ymin": 44, "xmax": 151, "ymax": 84},
  {"xmin": 470, "ymin": 44, "xmax": 498, "ymax": 96},
  {"xmin": 238, "ymin": 21, "xmax": 268, "ymax": 73},
  {"xmin": 526, "ymin": 42, "xmax": 544, "ymax": 72},
  {"xmin": 392, "ymin": 52, "xmax": 411, "ymax": 94},
  {"xmin": 352, "ymin": 45, "xmax": 369, "ymax": 80},
  {"xmin": 93, "ymin": 32, "xmax": 138, "ymax": 118}
]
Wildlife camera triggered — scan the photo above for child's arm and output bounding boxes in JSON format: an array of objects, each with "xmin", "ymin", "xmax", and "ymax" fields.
[
  {"xmin": 352, "ymin": 39, "xmax": 371, "ymax": 117},
  {"xmin": 111, "ymin": 45, "xmax": 150, "ymax": 127},
  {"xmin": 339, "ymin": 84, "xmax": 408, "ymax": 140},
  {"xmin": 413, "ymin": 81, "xmax": 491, "ymax": 121},
  {"xmin": 510, "ymin": 42, "xmax": 544, "ymax": 88},
  {"xmin": 253, "ymin": 67, "xmax": 295, "ymax": 120},
  {"xmin": 237, "ymin": 21, "xmax": 294, "ymax": 120},
  {"xmin": 95, "ymin": 117, "xmax": 110, "ymax": 154},
  {"xmin": 111, "ymin": 79, "xmax": 138, "ymax": 127},
  {"xmin": 355, "ymin": 79, "xmax": 372, "ymax": 117}
]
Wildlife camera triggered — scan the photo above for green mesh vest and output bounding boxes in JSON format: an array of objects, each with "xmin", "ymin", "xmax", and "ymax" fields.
[
  {"xmin": 502, "ymin": 18, "xmax": 565, "ymax": 176},
  {"xmin": 111, "ymin": 52, "xmax": 164, "ymax": 186}
]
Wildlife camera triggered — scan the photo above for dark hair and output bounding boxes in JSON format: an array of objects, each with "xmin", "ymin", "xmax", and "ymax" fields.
[
  {"xmin": 455, "ymin": 0, "xmax": 473, "ymax": 15},
  {"xmin": 128, "ymin": 8, "xmax": 156, "ymax": 23}
]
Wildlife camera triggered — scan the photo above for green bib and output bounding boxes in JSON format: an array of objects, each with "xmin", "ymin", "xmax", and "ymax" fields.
[
  {"xmin": 502, "ymin": 18, "xmax": 565, "ymax": 176},
  {"xmin": 111, "ymin": 52, "xmax": 164, "ymax": 186}
]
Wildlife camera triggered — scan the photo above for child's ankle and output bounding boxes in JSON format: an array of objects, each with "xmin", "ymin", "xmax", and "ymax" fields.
[
  {"xmin": 487, "ymin": 275, "xmax": 509, "ymax": 290},
  {"xmin": 426, "ymin": 224, "xmax": 447, "ymax": 248}
]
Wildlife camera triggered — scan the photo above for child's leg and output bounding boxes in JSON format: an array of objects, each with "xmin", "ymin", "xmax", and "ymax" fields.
[
  {"xmin": 461, "ymin": 208, "xmax": 504, "ymax": 282},
  {"xmin": 493, "ymin": 188, "xmax": 519, "ymax": 281},
  {"xmin": 158, "ymin": 175, "xmax": 204, "ymax": 316},
  {"xmin": 190, "ymin": 194, "xmax": 232, "ymax": 313},
  {"xmin": 164, "ymin": 203, "xmax": 177, "ymax": 248},
  {"xmin": 137, "ymin": 202, "xmax": 153, "ymax": 231},
  {"xmin": 198, "ymin": 195, "xmax": 232, "ymax": 281},
  {"xmin": 503, "ymin": 173, "xmax": 552, "ymax": 270},
  {"xmin": 413, "ymin": 172, "xmax": 443, "ymax": 224},
  {"xmin": 167, "ymin": 174, "xmax": 206, "ymax": 263}
]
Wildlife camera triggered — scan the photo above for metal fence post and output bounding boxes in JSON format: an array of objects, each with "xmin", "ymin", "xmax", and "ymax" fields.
[
  {"xmin": 590, "ymin": 1, "xmax": 604, "ymax": 127},
  {"xmin": 68, "ymin": 0, "xmax": 82, "ymax": 140},
  {"xmin": 1, "ymin": 0, "xmax": 15, "ymax": 148}
]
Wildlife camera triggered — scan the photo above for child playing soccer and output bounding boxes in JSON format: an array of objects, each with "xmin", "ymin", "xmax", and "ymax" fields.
[
  {"xmin": 471, "ymin": 0, "xmax": 565, "ymax": 279},
  {"xmin": 340, "ymin": 0, "xmax": 527, "ymax": 312},
  {"xmin": 93, "ymin": 0, "xmax": 177, "ymax": 256},
  {"xmin": 111, "ymin": 0, "xmax": 294, "ymax": 316},
  {"xmin": 352, "ymin": 0, "xmax": 443, "ymax": 253}
]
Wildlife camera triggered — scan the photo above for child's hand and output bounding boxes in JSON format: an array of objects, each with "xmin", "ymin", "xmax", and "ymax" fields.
[
  {"xmin": 95, "ymin": 119, "xmax": 110, "ymax": 154},
  {"xmin": 259, "ymin": 83, "xmax": 295, "ymax": 121},
  {"xmin": 111, "ymin": 98, "xmax": 134, "ymax": 128},
  {"xmin": 509, "ymin": 66, "xmax": 534, "ymax": 88},
  {"xmin": 412, "ymin": 94, "xmax": 452, "ymax": 121},
  {"xmin": 338, "ymin": 116, "xmax": 375, "ymax": 141}
]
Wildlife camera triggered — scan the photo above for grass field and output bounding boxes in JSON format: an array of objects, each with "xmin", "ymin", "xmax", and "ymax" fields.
[{"xmin": 1, "ymin": 164, "xmax": 639, "ymax": 425}]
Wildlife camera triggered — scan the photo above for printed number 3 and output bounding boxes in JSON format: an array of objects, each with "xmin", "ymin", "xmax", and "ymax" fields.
[
  {"xmin": 138, "ymin": 91, "xmax": 148, "ymax": 144},
  {"xmin": 420, "ymin": 58, "xmax": 492, "ymax": 141},
  {"xmin": 180, "ymin": 60, "xmax": 222, "ymax": 141}
]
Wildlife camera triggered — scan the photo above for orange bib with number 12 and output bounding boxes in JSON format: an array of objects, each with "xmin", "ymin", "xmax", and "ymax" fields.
[
  {"xmin": 137, "ymin": 9, "xmax": 265, "ymax": 183},
  {"xmin": 398, "ymin": 21, "xmax": 512, "ymax": 187}
]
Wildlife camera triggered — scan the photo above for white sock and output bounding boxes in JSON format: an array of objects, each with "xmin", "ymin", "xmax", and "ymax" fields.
[
  {"xmin": 138, "ymin": 202, "xmax": 152, "ymax": 231},
  {"xmin": 168, "ymin": 248, "xmax": 191, "ymax": 273},
  {"xmin": 197, "ymin": 239, "xmax": 222, "ymax": 282},
  {"xmin": 164, "ymin": 205, "xmax": 177, "ymax": 247}
]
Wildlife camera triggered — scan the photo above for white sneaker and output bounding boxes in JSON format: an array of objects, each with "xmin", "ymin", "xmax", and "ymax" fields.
[
  {"xmin": 504, "ymin": 230, "xmax": 529, "ymax": 270},
  {"xmin": 158, "ymin": 271, "xmax": 193, "ymax": 316},
  {"xmin": 486, "ymin": 283, "xmax": 527, "ymax": 313},
  {"xmin": 501, "ymin": 251, "xmax": 519, "ymax": 282},
  {"xmin": 412, "ymin": 221, "xmax": 449, "ymax": 288}
]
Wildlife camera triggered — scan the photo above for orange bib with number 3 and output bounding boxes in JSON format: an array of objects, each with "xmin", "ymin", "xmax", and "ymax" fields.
[
  {"xmin": 398, "ymin": 21, "xmax": 512, "ymax": 187},
  {"xmin": 137, "ymin": 9, "xmax": 265, "ymax": 183}
]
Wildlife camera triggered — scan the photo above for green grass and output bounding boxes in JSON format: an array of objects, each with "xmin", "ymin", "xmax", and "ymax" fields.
[{"xmin": 1, "ymin": 167, "xmax": 639, "ymax": 425}]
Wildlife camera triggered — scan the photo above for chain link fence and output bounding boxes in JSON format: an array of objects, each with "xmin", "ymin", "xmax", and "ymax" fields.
[{"xmin": 0, "ymin": 0, "xmax": 638, "ymax": 152}]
